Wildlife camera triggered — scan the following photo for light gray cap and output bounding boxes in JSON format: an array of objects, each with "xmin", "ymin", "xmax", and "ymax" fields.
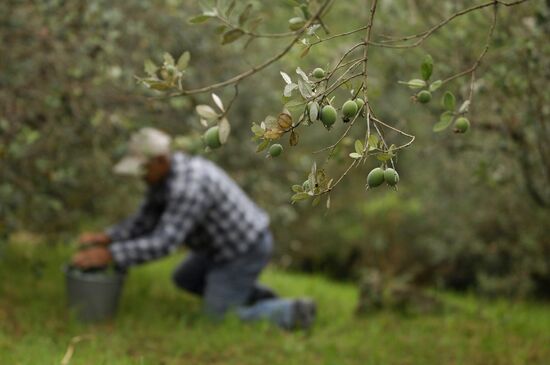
[{"xmin": 113, "ymin": 127, "xmax": 171, "ymax": 176}]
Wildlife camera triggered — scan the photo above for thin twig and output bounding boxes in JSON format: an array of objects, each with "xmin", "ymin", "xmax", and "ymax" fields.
[
  {"xmin": 320, "ymin": 72, "xmax": 364, "ymax": 100},
  {"xmin": 315, "ymin": 160, "xmax": 358, "ymax": 196},
  {"xmin": 309, "ymin": 26, "xmax": 368, "ymax": 48},
  {"xmin": 221, "ymin": 83, "xmax": 240, "ymax": 118},
  {"xmin": 370, "ymin": 0, "xmax": 529, "ymax": 49},
  {"xmin": 214, "ymin": 15, "xmax": 297, "ymax": 39},
  {"xmin": 60, "ymin": 335, "xmax": 94, "ymax": 365},
  {"xmin": 313, "ymin": 108, "xmax": 361, "ymax": 155},
  {"xmin": 361, "ymin": 0, "xmax": 378, "ymax": 164},
  {"xmin": 172, "ymin": 0, "xmax": 333, "ymax": 96},
  {"xmin": 325, "ymin": 42, "xmax": 366, "ymax": 84},
  {"xmin": 372, "ymin": 117, "xmax": 415, "ymax": 151},
  {"xmin": 443, "ymin": 2, "xmax": 499, "ymax": 86}
]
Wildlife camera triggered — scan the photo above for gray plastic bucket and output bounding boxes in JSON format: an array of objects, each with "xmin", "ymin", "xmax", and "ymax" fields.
[{"xmin": 65, "ymin": 265, "xmax": 126, "ymax": 322}]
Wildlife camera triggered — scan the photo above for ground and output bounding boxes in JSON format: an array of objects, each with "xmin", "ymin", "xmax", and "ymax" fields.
[{"xmin": 0, "ymin": 241, "xmax": 549, "ymax": 365}]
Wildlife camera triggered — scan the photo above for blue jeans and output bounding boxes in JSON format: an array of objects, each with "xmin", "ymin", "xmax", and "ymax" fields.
[{"xmin": 172, "ymin": 231, "xmax": 296, "ymax": 328}]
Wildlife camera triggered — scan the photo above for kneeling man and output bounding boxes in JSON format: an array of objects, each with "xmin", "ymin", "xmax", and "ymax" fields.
[{"xmin": 73, "ymin": 128, "xmax": 316, "ymax": 330}]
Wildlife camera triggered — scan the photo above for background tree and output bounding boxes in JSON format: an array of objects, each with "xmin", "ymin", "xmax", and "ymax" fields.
[{"xmin": 1, "ymin": 0, "xmax": 548, "ymax": 298}]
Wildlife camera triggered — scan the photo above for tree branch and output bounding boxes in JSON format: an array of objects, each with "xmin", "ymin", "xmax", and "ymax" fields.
[{"xmin": 172, "ymin": 0, "xmax": 333, "ymax": 96}]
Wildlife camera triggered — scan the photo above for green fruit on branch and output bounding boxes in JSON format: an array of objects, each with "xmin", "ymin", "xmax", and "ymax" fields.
[
  {"xmin": 367, "ymin": 167, "xmax": 385, "ymax": 188},
  {"xmin": 354, "ymin": 98, "xmax": 365, "ymax": 112},
  {"xmin": 320, "ymin": 105, "xmax": 337, "ymax": 128},
  {"xmin": 454, "ymin": 117, "xmax": 470, "ymax": 133},
  {"xmin": 312, "ymin": 67, "xmax": 325, "ymax": 79},
  {"xmin": 268, "ymin": 143, "xmax": 283, "ymax": 157},
  {"xmin": 384, "ymin": 168, "xmax": 399, "ymax": 186},
  {"xmin": 288, "ymin": 17, "xmax": 306, "ymax": 31},
  {"xmin": 417, "ymin": 90, "xmax": 432, "ymax": 104},
  {"xmin": 342, "ymin": 100, "xmax": 359, "ymax": 119},
  {"xmin": 204, "ymin": 126, "xmax": 221, "ymax": 149}
]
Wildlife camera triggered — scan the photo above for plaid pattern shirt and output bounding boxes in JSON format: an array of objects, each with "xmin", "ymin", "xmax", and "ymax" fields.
[{"xmin": 107, "ymin": 152, "xmax": 270, "ymax": 268}]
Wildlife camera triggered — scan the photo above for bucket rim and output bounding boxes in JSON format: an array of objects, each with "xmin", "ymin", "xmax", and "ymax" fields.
[{"xmin": 63, "ymin": 264, "xmax": 126, "ymax": 284}]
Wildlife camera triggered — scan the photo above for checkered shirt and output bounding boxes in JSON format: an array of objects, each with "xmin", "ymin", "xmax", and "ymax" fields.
[{"xmin": 107, "ymin": 152, "xmax": 270, "ymax": 268}]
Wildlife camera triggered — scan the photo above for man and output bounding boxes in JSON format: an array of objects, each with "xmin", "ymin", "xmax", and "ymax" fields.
[{"xmin": 72, "ymin": 127, "xmax": 316, "ymax": 330}]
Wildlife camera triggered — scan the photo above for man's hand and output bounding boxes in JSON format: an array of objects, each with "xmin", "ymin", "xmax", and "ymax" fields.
[
  {"xmin": 78, "ymin": 232, "xmax": 111, "ymax": 246},
  {"xmin": 72, "ymin": 247, "xmax": 113, "ymax": 269}
]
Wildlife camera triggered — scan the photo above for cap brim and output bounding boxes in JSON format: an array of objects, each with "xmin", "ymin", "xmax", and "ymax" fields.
[{"xmin": 113, "ymin": 156, "xmax": 146, "ymax": 176}]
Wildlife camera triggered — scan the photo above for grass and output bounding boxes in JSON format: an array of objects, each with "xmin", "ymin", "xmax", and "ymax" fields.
[{"xmin": 0, "ymin": 240, "xmax": 549, "ymax": 365}]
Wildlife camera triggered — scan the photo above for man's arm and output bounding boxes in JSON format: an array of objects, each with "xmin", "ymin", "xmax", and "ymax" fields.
[
  {"xmin": 105, "ymin": 190, "xmax": 160, "ymax": 242},
  {"xmin": 72, "ymin": 192, "xmax": 161, "ymax": 269},
  {"xmin": 108, "ymin": 178, "xmax": 208, "ymax": 268}
]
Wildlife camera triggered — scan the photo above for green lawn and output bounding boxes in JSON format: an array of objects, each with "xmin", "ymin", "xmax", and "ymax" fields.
[{"xmin": 0, "ymin": 241, "xmax": 549, "ymax": 365}]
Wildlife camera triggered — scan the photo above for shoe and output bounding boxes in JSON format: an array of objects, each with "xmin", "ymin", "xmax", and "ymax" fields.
[{"xmin": 291, "ymin": 298, "xmax": 316, "ymax": 330}]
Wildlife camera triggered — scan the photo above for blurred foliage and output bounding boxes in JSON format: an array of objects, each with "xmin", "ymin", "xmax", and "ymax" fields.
[{"xmin": 1, "ymin": 0, "xmax": 549, "ymax": 298}]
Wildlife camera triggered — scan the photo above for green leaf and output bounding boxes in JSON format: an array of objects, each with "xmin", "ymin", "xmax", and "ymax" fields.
[
  {"xmin": 226, "ymin": 0, "xmax": 237, "ymax": 16},
  {"xmin": 297, "ymin": 79, "xmax": 313, "ymax": 99},
  {"xmin": 263, "ymin": 115, "xmax": 278, "ymax": 129},
  {"xmin": 292, "ymin": 184, "xmax": 304, "ymax": 193},
  {"xmin": 248, "ymin": 17, "xmax": 263, "ymax": 32},
  {"xmin": 147, "ymin": 81, "xmax": 171, "ymax": 90},
  {"xmin": 221, "ymin": 29, "xmax": 245, "ymax": 44},
  {"xmin": 284, "ymin": 99, "xmax": 305, "ymax": 112},
  {"xmin": 256, "ymin": 139, "xmax": 269, "ymax": 152},
  {"xmin": 215, "ymin": 25, "xmax": 227, "ymax": 34},
  {"xmin": 144, "ymin": 59, "xmax": 157, "ymax": 77},
  {"xmin": 299, "ymin": 3, "xmax": 311, "ymax": 19},
  {"xmin": 421, "ymin": 54, "xmax": 433, "ymax": 81},
  {"xmin": 196, "ymin": 105, "xmax": 218, "ymax": 120},
  {"xmin": 188, "ymin": 14, "xmax": 214, "ymax": 24},
  {"xmin": 295, "ymin": 67, "xmax": 309, "ymax": 82},
  {"xmin": 354, "ymin": 140, "xmax": 364, "ymax": 154},
  {"xmin": 368, "ymin": 134, "xmax": 379, "ymax": 151},
  {"xmin": 349, "ymin": 152, "xmax": 362, "ymax": 159},
  {"xmin": 289, "ymin": 130, "xmax": 299, "ymax": 146},
  {"xmin": 251, "ymin": 123, "xmax": 264, "ymax": 136},
  {"xmin": 308, "ymin": 101, "xmax": 319, "ymax": 122},
  {"xmin": 311, "ymin": 196, "xmax": 321, "ymax": 207},
  {"xmin": 212, "ymin": 93, "xmax": 224, "ymax": 112},
  {"xmin": 442, "ymin": 91, "xmax": 456, "ymax": 111},
  {"xmin": 300, "ymin": 46, "xmax": 311, "ymax": 58},
  {"xmin": 176, "ymin": 51, "xmax": 190, "ymax": 71},
  {"xmin": 429, "ymin": 80, "xmax": 442, "ymax": 92},
  {"xmin": 280, "ymin": 71, "xmax": 292, "ymax": 84},
  {"xmin": 399, "ymin": 79, "xmax": 426, "ymax": 89},
  {"xmin": 239, "ymin": 4, "xmax": 253, "ymax": 26},
  {"xmin": 308, "ymin": 162, "xmax": 317, "ymax": 192},
  {"xmin": 283, "ymin": 83, "xmax": 298, "ymax": 98},
  {"xmin": 291, "ymin": 192, "xmax": 310, "ymax": 202},
  {"xmin": 376, "ymin": 153, "xmax": 393, "ymax": 162},
  {"xmin": 218, "ymin": 117, "xmax": 231, "ymax": 144},
  {"xmin": 433, "ymin": 111, "xmax": 454, "ymax": 132},
  {"xmin": 163, "ymin": 52, "xmax": 175, "ymax": 66},
  {"xmin": 458, "ymin": 100, "xmax": 471, "ymax": 114}
]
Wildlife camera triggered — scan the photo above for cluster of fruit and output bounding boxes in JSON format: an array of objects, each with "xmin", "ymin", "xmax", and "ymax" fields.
[
  {"xmin": 310, "ymin": 68, "xmax": 366, "ymax": 128},
  {"xmin": 366, "ymin": 167, "xmax": 399, "ymax": 189},
  {"xmin": 316, "ymin": 99, "xmax": 366, "ymax": 129}
]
